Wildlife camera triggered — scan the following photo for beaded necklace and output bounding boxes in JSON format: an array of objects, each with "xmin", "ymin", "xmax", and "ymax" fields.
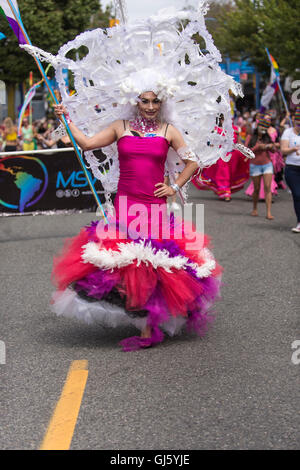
[{"xmin": 129, "ymin": 114, "xmax": 160, "ymax": 134}]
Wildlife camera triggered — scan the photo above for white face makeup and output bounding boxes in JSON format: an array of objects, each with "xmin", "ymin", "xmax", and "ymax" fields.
[{"xmin": 137, "ymin": 91, "xmax": 162, "ymax": 120}]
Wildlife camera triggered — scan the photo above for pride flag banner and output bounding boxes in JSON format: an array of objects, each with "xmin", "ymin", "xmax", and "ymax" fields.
[
  {"xmin": 17, "ymin": 79, "xmax": 44, "ymax": 135},
  {"xmin": 0, "ymin": 0, "xmax": 108, "ymax": 220},
  {"xmin": 260, "ymin": 68, "xmax": 279, "ymax": 112},
  {"xmin": 0, "ymin": 0, "xmax": 26, "ymax": 44},
  {"xmin": 0, "ymin": 79, "xmax": 5, "ymax": 104},
  {"xmin": 269, "ymin": 54, "xmax": 279, "ymax": 76},
  {"xmin": 265, "ymin": 48, "xmax": 291, "ymax": 124}
]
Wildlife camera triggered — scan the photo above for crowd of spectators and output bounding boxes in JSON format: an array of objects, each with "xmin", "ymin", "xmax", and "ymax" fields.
[
  {"xmin": 233, "ymin": 106, "xmax": 300, "ymax": 232},
  {"xmin": 0, "ymin": 116, "xmax": 71, "ymax": 152},
  {"xmin": 0, "ymin": 104, "xmax": 299, "ymax": 232},
  {"xmin": 0, "ymin": 107, "xmax": 292, "ymax": 153},
  {"xmin": 234, "ymin": 108, "xmax": 293, "ymax": 144}
]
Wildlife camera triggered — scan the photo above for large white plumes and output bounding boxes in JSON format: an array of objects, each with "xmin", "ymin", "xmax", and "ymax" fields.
[{"xmin": 22, "ymin": 1, "xmax": 252, "ymax": 208}]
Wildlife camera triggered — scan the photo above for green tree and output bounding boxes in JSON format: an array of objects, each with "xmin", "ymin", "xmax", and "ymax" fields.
[
  {"xmin": 211, "ymin": 0, "xmax": 300, "ymax": 79},
  {"xmin": 204, "ymin": 0, "xmax": 235, "ymax": 38},
  {"xmin": 0, "ymin": 0, "xmax": 112, "ymax": 117},
  {"xmin": 90, "ymin": 1, "xmax": 113, "ymax": 29}
]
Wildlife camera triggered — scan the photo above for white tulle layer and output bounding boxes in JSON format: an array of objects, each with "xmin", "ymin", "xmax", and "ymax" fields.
[{"xmin": 51, "ymin": 288, "xmax": 186, "ymax": 336}]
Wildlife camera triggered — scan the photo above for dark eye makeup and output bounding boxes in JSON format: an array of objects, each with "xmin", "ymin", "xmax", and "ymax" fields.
[{"xmin": 141, "ymin": 99, "xmax": 161, "ymax": 104}]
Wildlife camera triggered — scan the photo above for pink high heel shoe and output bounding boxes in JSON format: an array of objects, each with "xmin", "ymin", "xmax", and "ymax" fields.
[{"xmin": 119, "ymin": 326, "xmax": 164, "ymax": 352}]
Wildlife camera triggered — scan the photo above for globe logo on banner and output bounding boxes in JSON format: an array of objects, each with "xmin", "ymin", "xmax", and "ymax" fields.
[{"xmin": 0, "ymin": 156, "xmax": 48, "ymax": 212}]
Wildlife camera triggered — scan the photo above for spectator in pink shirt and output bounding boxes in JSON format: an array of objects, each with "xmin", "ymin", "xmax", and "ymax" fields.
[{"xmin": 246, "ymin": 115, "xmax": 276, "ymax": 220}]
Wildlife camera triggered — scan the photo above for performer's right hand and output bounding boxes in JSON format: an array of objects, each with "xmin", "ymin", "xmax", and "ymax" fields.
[{"xmin": 54, "ymin": 103, "xmax": 68, "ymax": 121}]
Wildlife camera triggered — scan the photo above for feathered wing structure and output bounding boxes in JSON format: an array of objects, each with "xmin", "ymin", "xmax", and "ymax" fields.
[{"xmin": 22, "ymin": 0, "xmax": 253, "ymax": 208}]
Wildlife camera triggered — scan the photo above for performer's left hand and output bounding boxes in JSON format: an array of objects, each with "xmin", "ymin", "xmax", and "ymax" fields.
[{"xmin": 154, "ymin": 182, "xmax": 176, "ymax": 197}]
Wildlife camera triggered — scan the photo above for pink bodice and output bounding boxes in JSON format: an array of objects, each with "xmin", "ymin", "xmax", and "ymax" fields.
[{"xmin": 116, "ymin": 136, "xmax": 170, "ymax": 205}]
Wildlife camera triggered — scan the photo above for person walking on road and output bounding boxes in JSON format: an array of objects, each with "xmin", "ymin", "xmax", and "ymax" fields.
[
  {"xmin": 246, "ymin": 114, "xmax": 276, "ymax": 220},
  {"xmin": 52, "ymin": 92, "xmax": 223, "ymax": 351},
  {"xmin": 281, "ymin": 105, "xmax": 300, "ymax": 233},
  {"xmin": 25, "ymin": 4, "xmax": 252, "ymax": 351}
]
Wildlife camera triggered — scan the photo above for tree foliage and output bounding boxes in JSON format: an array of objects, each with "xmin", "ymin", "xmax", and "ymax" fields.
[
  {"xmin": 206, "ymin": 0, "xmax": 300, "ymax": 78},
  {"xmin": 90, "ymin": 2, "xmax": 113, "ymax": 30},
  {"xmin": 0, "ymin": 0, "xmax": 112, "ymax": 84}
]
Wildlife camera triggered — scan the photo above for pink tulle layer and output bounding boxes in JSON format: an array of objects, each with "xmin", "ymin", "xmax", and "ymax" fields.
[{"xmin": 51, "ymin": 215, "xmax": 222, "ymax": 351}]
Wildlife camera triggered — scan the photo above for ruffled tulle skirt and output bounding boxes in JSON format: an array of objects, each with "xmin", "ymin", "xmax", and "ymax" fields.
[{"xmin": 50, "ymin": 211, "xmax": 222, "ymax": 351}]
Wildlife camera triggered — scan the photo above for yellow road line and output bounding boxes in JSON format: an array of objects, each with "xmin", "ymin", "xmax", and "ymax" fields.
[{"xmin": 39, "ymin": 360, "xmax": 88, "ymax": 450}]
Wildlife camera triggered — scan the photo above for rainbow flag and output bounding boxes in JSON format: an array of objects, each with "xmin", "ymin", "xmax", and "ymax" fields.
[
  {"xmin": 260, "ymin": 68, "xmax": 279, "ymax": 112},
  {"xmin": 269, "ymin": 53, "xmax": 279, "ymax": 76},
  {"xmin": 17, "ymin": 79, "xmax": 43, "ymax": 135},
  {"xmin": 0, "ymin": 1, "xmax": 26, "ymax": 44}
]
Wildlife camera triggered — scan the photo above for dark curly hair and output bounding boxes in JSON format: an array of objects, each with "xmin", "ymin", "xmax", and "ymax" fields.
[{"xmin": 249, "ymin": 127, "xmax": 272, "ymax": 148}]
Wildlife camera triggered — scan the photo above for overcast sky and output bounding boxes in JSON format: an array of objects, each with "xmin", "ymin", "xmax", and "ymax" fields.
[{"xmin": 101, "ymin": 0, "xmax": 201, "ymax": 21}]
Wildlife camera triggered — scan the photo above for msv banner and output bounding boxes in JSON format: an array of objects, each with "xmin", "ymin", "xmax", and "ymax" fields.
[{"xmin": 0, "ymin": 148, "xmax": 107, "ymax": 214}]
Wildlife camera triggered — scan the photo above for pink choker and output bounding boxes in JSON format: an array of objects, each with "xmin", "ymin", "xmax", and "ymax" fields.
[{"xmin": 129, "ymin": 115, "xmax": 160, "ymax": 134}]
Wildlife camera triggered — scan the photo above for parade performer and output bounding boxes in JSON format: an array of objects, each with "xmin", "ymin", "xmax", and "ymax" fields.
[
  {"xmin": 192, "ymin": 115, "xmax": 250, "ymax": 201},
  {"xmin": 23, "ymin": 1, "xmax": 253, "ymax": 351}
]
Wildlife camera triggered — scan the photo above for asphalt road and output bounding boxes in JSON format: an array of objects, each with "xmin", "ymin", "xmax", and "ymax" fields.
[{"xmin": 0, "ymin": 184, "xmax": 299, "ymax": 450}]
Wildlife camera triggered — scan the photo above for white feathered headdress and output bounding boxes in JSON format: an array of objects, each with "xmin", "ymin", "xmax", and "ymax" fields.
[{"xmin": 22, "ymin": 0, "xmax": 253, "ymax": 208}]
